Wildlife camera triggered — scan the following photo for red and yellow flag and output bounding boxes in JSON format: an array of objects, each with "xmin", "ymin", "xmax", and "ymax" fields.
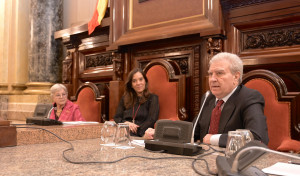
[{"xmin": 88, "ymin": 0, "xmax": 108, "ymax": 35}]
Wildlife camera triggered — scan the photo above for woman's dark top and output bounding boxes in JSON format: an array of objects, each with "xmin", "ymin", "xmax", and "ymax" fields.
[{"xmin": 114, "ymin": 93, "xmax": 159, "ymax": 137}]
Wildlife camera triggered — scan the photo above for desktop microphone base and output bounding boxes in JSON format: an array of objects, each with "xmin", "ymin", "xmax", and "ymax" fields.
[
  {"xmin": 26, "ymin": 117, "xmax": 62, "ymax": 126},
  {"xmin": 145, "ymin": 139, "xmax": 203, "ymax": 156}
]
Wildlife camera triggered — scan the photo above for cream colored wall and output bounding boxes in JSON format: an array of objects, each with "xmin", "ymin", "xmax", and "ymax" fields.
[{"xmin": 0, "ymin": 0, "xmax": 98, "ymax": 121}]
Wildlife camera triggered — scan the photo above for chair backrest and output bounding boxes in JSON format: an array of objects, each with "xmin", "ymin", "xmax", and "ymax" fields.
[
  {"xmin": 242, "ymin": 69, "xmax": 300, "ymax": 150},
  {"xmin": 71, "ymin": 82, "xmax": 105, "ymax": 122},
  {"xmin": 143, "ymin": 59, "xmax": 187, "ymax": 121}
]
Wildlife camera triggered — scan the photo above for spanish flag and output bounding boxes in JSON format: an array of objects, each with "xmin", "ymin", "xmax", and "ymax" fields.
[{"xmin": 88, "ymin": 0, "xmax": 108, "ymax": 35}]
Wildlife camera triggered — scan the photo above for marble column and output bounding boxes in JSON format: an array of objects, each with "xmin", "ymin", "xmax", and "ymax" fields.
[{"xmin": 24, "ymin": 0, "xmax": 63, "ymax": 94}]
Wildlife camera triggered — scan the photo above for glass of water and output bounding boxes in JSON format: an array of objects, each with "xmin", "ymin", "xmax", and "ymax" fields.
[
  {"xmin": 100, "ymin": 121, "xmax": 117, "ymax": 146},
  {"xmin": 236, "ymin": 129, "xmax": 254, "ymax": 144},
  {"xmin": 114, "ymin": 123, "xmax": 134, "ymax": 149},
  {"xmin": 225, "ymin": 131, "xmax": 246, "ymax": 157}
]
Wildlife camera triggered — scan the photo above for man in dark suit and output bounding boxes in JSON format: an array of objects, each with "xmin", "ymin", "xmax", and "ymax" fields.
[{"xmin": 194, "ymin": 52, "xmax": 269, "ymax": 147}]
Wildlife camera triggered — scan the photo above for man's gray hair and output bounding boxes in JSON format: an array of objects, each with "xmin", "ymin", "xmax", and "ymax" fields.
[
  {"xmin": 209, "ymin": 52, "xmax": 243, "ymax": 83},
  {"xmin": 50, "ymin": 83, "xmax": 68, "ymax": 97}
]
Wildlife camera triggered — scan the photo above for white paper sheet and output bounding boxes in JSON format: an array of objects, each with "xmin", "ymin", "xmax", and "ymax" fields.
[
  {"xmin": 62, "ymin": 121, "xmax": 99, "ymax": 125},
  {"xmin": 131, "ymin": 140, "xmax": 145, "ymax": 147},
  {"xmin": 262, "ymin": 162, "xmax": 300, "ymax": 176}
]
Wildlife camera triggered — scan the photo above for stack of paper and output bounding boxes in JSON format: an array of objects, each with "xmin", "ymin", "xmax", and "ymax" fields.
[{"xmin": 262, "ymin": 162, "xmax": 300, "ymax": 176}]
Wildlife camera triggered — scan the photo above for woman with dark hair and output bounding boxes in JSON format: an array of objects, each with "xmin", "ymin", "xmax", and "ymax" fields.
[{"xmin": 114, "ymin": 68, "xmax": 159, "ymax": 137}]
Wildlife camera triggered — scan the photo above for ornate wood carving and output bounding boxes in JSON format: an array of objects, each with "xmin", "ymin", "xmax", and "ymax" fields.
[
  {"xmin": 207, "ymin": 37, "xmax": 223, "ymax": 59},
  {"xmin": 136, "ymin": 46, "xmax": 192, "ymax": 74},
  {"xmin": 112, "ymin": 52, "xmax": 123, "ymax": 81},
  {"xmin": 193, "ymin": 46, "xmax": 201, "ymax": 117},
  {"xmin": 62, "ymin": 51, "xmax": 72, "ymax": 84},
  {"xmin": 244, "ymin": 26, "xmax": 300, "ymax": 49},
  {"xmin": 172, "ymin": 57, "xmax": 189, "ymax": 74},
  {"xmin": 85, "ymin": 52, "xmax": 113, "ymax": 69},
  {"xmin": 220, "ymin": 0, "xmax": 278, "ymax": 10}
]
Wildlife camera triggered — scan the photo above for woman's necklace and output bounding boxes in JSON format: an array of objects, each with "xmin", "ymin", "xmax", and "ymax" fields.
[
  {"xmin": 132, "ymin": 104, "xmax": 140, "ymax": 124},
  {"xmin": 56, "ymin": 109, "xmax": 62, "ymax": 117}
]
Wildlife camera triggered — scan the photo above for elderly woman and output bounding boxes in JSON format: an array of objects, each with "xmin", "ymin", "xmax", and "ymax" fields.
[
  {"xmin": 114, "ymin": 68, "xmax": 159, "ymax": 137},
  {"xmin": 49, "ymin": 84, "xmax": 85, "ymax": 121}
]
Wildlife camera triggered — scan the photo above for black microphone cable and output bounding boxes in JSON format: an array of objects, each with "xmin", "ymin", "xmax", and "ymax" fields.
[{"xmin": 13, "ymin": 125, "xmax": 222, "ymax": 175}]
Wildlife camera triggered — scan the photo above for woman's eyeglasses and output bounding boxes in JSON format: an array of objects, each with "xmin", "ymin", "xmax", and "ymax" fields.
[{"xmin": 55, "ymin": 94, "xmax": 67, "ymax": 98}]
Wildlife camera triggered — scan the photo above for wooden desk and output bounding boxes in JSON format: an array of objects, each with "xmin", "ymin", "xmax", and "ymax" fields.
[{"xmin": 0, "ymin": 137, "xmax": 293, "ymax": 175}]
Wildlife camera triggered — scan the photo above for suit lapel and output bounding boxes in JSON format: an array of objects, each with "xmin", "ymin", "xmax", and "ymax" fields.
[
  {"xmin": 218, "ymin": 101, "xmax": 235, "ymax": 133},
  {"xmin": 218, "ymin": 85, "xmax": 241, "ymax": 133}
]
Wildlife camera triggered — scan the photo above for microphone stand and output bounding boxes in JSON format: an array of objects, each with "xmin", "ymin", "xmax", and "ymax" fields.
[
  {"xmin": 231, "ymin": 146, "xmax": 300, "ymax": 173},
  {"xmin": 46, "ymin": 107, "xmax": 54, "ymax": 119},
  {"xmin": 191, "ymin": 91, "xmax": 210, "ymax": 144}
]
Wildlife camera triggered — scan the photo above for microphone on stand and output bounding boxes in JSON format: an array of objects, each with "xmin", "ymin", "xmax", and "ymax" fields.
[
  {"xmin": 216, "ymin": 140, "xmax": 300, "ymax": 176},
  {"xmin": 191, "ymin": 91, "xmax": 210, "ymax": 144},
  {"xmin": 231, "ymin": 146, "xmax": 300, "ymax": 173},
  {"xmin": 46, "ymin": 107, "xmax": 54, "ymax": 119},
  {"xmin": 144, "ymin": 91, "xmax": 210, "ymax": 156},
  {"xmin": 26, "ymin": 105, "xmax": 62, "ymax": 126}
]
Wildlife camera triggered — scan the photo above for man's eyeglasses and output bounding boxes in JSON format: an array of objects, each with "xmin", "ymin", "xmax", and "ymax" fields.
[{"xmin": 55, "ymin": 94, "xmax": 67, "ymax": 98}]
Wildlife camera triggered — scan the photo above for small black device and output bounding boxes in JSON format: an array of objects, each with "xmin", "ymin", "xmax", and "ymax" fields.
[
  {"xmin": 26, "ymin": 104, "xmax": 62, "ymax": 126},
  {"xmin": 144, "ymin": 120, "xmax": 203, "ymax": 156},
  {"xmin": 26, "ymin": 117, "xmax": 62, "ymax": 126}
]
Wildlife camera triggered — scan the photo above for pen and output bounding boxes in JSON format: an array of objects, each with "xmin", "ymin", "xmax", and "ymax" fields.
[{"xmin": 288, "ymin": 160, "xmax": 300, "ymax": 165}]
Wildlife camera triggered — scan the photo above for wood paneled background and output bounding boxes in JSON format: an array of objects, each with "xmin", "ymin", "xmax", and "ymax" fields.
[{"xmin": 55, "ymin": 0, "xmax": 300, "ymax": 137}]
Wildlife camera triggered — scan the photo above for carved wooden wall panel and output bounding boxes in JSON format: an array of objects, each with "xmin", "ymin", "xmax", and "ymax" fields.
[
  {"xmin": 222, "ymin": 0, "xmax": 300, "ymax": 137},
  {"xmin": 224, "ymin": 0, "xmax": 300, "ymax": 93}
]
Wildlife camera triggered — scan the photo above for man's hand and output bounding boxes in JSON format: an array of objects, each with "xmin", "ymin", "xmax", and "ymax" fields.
[
  {"xmin": 143, "ymin": 128, "xmax": 155, "ymax": 140},
  {"xmin": 203, "ymin": 134, "xmax": 212, "ymax": 144},
  {"xmin": 124, "ymin": 121, "xmax": 139, "ymax": 134}
]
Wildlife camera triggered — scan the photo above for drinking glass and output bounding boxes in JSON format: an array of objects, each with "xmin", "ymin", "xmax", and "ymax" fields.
[
  {"xmin": 236, "ymin": 129, "xmax": 254, "ymax": 144},
  {"xmin": 225, "ymin": 131, "xmax": 246, "ymax": 157},
  {"xmin": 100, "ymin": 121, "xmax": 117, "ymax": 146},
  {"xmin": 114, "ymin": 123, "xmax": 134, "ymax": 149}
]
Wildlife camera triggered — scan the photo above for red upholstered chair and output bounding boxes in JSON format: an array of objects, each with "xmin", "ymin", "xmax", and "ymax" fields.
[
  {"xmin": 242, "ymin": 69, "xmax": 300, "ymax": 152},
  {"xmin": 71, "ymin": 82, "xmax": 105, "ymax": 122},
  {"xmin": 143, "ymin": 59, "xmax": 187, "ymax": 121}
]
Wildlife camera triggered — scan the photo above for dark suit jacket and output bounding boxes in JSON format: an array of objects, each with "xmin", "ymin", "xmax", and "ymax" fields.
[{"xmin": 194, "ymin": 84, "xmax": 269, "ymax": 147}]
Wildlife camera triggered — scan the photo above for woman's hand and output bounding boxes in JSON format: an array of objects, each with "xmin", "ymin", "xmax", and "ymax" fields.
[
  {"xmin": 143, "ymin": 128, "xmax": 155, "ymax": 140},
  {"xmin": 124, "ymin": 121, "xmax": 139, "ymax": 134}
]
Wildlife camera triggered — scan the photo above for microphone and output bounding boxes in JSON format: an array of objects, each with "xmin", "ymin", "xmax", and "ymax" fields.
[
  {"xmin": 46, "ymin": 107, "xmax": 54, "ymax": 119},
  {"xmin": 231, "ymin": 146, "xmax": 300, "ymax": 173},
  {"xmin": 26, "ymin": 105, "xmax": 62, "ymax": 126},
  {"xmin": 216, "ymin": 140, "xmax": 300, "ymax": 176},
  {"xmin": 144, "ymin": 119, "xmax": 203, "ymax": 156},
  {"xmin": 191, "ymin": 91, "xmax": 210, "ymax": 144},
  {"xmin": 144, "ymin": 91, "xmax": 210, "ymax": 156}
]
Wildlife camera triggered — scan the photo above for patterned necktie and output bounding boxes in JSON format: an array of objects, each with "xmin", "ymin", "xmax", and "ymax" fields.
[{"xmin": 209, "ymin": 100, "xmax": 224, "ymax": 134}]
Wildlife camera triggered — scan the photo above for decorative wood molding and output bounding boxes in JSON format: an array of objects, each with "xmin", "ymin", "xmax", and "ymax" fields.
[
  {"xmin": 220, "ymin": 0, "xmax": 278, "ymax": 11},
  {"xmin": 109, "ymin": 0, "xmax": 222, "ymax": 49},
  {"xmin": 243, "ymin": 25, "xmax": 300, "ymax": 50},
  {"xmin": 135, "ymin": 46, "xmax": 193, "ymax": 75},
  {"xmin": 112, "ymin": 52, "xmax": 123, "ymax": 81},
  {"xmin": 62, "ymin": 51, "xmax": 73, "ymax": 84},
  {"xmin": 192, "ymin": 45, "xmax": 201, "ymax": 117},
  {"xmin": 135, "ymin": 46, "xmax": 194, "ymax": 57},
  {"xmin": 207, "ymin": 37, "xmax": 223, "ymax": 59},
  {"xmin": 85, "ymin": 52, "xmax": 113, "ymax": 69}
]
